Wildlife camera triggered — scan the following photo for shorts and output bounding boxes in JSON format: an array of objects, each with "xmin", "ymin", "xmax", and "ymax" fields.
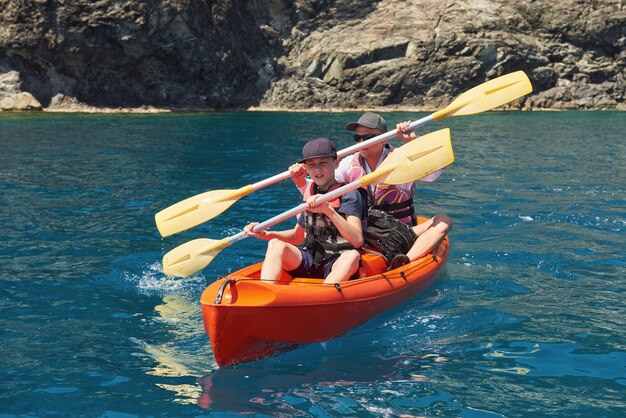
[{"xmin": 288, "ymin": 249, "xmax": 360, "ymax": 280}]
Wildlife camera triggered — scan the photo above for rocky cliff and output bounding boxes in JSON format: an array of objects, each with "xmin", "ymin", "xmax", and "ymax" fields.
[{"xmin": 1, "ymin": 0, "xmax": 624, "ymax": 111}]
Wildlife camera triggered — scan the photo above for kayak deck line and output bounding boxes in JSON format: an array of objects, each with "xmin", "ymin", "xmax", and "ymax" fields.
[{"xmin": 211, "ymin": 253, "xmax": 442, "ymax": 305}]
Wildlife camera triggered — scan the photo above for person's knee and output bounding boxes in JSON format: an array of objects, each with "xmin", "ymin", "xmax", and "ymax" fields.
[
  {"xmin": 433, "ymin": 214, "xmax": 453, "ymax": 231},
  {"xmin": 345, "ymin": 250, "xmax": 361, "ymax": 269},
  {"xmin": 266, "ymin": 238, "xmax": 288, "ymax": 256},
  {"xmin": 332, "ymin": 250, "xmax": 360, "ymax": 277}
]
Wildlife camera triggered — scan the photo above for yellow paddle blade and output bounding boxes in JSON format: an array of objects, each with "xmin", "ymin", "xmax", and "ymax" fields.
[
  {"xmin": 432, "ymin": 71, "xmax": 532, "ymax": 121},
  {"xmin": 370, "ymin": 128, "xmax": 454, "ymax": 185},
  {"xmin": 162, "ymin": 238, "xmax": 231, "ymax": 277},
  {"xmin": 155, "ymin": 185, "xmax": 254, "ymax": 237}
]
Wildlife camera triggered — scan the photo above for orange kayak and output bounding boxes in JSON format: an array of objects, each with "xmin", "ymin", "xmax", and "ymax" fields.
[{"xmin": 200, "ymin": 236, "xmax": 449, "ymax": 367}]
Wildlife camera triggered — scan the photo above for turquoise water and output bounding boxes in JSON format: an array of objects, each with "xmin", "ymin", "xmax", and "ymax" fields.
[{"xmin": 0, "ymin": 111, "xmax": 624, "ymax": 417}]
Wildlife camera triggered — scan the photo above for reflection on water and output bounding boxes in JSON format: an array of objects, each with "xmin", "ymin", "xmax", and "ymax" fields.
[
  {"xmin": 480, "ymin": 341, "xmax": 626, "ymax": 380},
  {"xmin": 194, "ymin": 353, "xmax": 459, "ymax": 415},
  {"xmin": 132, "ymin": 293, "xmax": 216, "ymax": 407}
]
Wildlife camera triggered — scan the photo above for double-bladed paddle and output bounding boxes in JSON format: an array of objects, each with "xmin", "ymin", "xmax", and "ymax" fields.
[
  {"xmin": 155, "ymin": 71, "xmax": 532, "ymax": 238},
  {"xmin": 162, "ymin": 128, "xmax": 455, "ymax": 277}
]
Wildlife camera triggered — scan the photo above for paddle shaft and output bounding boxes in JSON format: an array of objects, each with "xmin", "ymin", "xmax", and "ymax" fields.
[
  {"xmin": 250, "ymin": 116, "xmax": 435, "ymax": 192},
  {"xmin": 225, "ymin": 170, "xmax": 387, "ymax": 247},
  {"xmin": 253, "ymin": 72, "xmax": 528, "ymax": 194}
]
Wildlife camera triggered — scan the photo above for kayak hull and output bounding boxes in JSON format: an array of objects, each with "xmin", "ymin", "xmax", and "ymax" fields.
[{"xmin": 201, "ymin": 236, "xmax": 449, "ymax": 367}]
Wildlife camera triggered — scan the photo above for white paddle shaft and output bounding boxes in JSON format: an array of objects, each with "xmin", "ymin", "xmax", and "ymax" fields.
[
  {"xmin": 226, "ymin": 176, "xmax": 372, "ymax": 246},
  {"xmin": 250, "ymin": 115, "xmax": 435, "ymax": 191}
]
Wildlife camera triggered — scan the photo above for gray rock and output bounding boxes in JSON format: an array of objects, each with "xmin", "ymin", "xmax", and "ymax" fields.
[
  {"xmin": 262, "ymin": 0, "xmax": 626, "ymax": 110},
  {"xmin": 0, "ymin": 0, "xmax": 624, "ymax": 111}
]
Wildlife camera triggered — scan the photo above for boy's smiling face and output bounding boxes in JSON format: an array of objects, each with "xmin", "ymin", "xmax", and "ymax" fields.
[{"xmin": 305, "ymin": 157, "xmax": 338, "ymax": 190}]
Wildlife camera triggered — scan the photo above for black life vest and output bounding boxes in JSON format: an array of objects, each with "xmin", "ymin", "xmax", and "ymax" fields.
[{"xmin": 301, "ymin": 182, "xmax": 358, "ymax": 267}]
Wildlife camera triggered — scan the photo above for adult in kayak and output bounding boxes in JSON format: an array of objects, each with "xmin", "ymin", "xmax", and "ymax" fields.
[
  {"xmin": 244, "ymin": 137, "xmax": 367, "ymax": 284},
  {"xmin": 291, "ymin": 113, "xmax": 452, "ymax": 270}
]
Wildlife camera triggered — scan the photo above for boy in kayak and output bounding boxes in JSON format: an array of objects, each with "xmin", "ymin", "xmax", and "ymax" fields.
[
  {"xmin": 244, "ymin": 137, "xmax": 367, "ymax": 284},
  {"xmin": 291, "ymin": 113, "xmax": 452, "ymax": 269}
]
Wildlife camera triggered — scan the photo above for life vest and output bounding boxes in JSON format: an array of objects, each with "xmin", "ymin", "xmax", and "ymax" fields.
[
  {"xmin": 301, "ymin": 182, "xmax": 357, "ymax": 267},
  {"xmin": 345, "ymin": 148, "xmax": 417, "ymax": 225}
]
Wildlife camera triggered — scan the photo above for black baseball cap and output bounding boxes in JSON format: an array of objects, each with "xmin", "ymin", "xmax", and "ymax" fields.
[
  {"xmin": 345, "ymin": 112, "xmax": 388, "ymax": 132},
  {"xmin": 298, "ymin": 137, "xmax": 337, "ymax": 163}
]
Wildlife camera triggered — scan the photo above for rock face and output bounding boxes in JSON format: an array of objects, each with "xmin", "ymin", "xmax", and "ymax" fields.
[
  {"xmin": 0, "ymin": 0, "xmax": 288, "ymax": 110},
  {"xmin": 0, "ymin": 0, "xmax": 624, "ymax": 111}
]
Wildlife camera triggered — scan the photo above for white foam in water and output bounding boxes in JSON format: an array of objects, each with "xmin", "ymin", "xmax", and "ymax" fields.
[
  {"xmin": 519, "ymin": 215, "xmax": 534, "ymax": 221},
  {"xmin": 123, "ymin": 261, "xmax": 206, "ymax": 297},
  {"xmin": 461, "ymin": 254, "xmax": 473, "ymax": 267}
]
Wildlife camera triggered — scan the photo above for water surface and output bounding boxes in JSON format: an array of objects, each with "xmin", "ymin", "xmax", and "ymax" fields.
[{"xmin": 0, "ymin": 111, "xmax": 624, "ymax": 417}]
